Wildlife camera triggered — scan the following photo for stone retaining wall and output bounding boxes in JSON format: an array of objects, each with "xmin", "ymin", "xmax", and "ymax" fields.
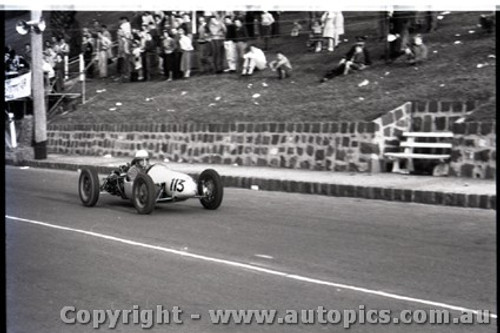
[
  {"xmin": 47, "ymin": 122, "xmax": 380, "ymax": 172},
  {"xmin": 450, "ymin": 122, "xmax": 496, "ymax": 179},
  {"xmin": 40, "ymin": 100, "xmax": 495, "ymax": 179},
  {"xmin": 410, "ymin": 100, "xmax": 477, "ymax": 132}
]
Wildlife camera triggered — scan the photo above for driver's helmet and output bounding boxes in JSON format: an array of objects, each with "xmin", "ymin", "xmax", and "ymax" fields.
[{"xmin": 134, "ymin": 149, "xmax": 150, "ymax": 168}]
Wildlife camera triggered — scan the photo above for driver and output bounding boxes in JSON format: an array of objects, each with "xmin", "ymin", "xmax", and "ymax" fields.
[
  {"xmin": 127, "ymin": 149, "xmax": 151, "ymax": 181},
  {"xmin": 110, "ymin": 150, "xmax": 151, "ymax": 180}
]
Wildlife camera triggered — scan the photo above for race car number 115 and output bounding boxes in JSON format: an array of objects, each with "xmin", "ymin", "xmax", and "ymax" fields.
[{"xmin": 170, "ymin": 179, "xmax": 185, "ymax": 192}]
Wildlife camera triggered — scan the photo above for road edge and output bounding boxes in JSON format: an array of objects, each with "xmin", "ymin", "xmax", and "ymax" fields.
[{"xmin": 6, "ymin": 158, "xmax": 496, "ymax": 210}]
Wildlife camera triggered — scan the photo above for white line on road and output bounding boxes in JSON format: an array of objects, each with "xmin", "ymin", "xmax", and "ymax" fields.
[
  {"xmin": 6, "ymin": 214, "xmax": 497, "ymax": 319},
  {"xmin": 255, "ymin": 254, "xmax": 274, "ymax": 259}
]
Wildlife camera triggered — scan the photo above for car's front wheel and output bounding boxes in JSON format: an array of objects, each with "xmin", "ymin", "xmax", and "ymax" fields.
[
  {"xmin": 78, "ymin": 167, "xmax": 100, "ymax": 207},
  {"xmin": 198, "ymin": 169, "xmax": 223, "ymax": 210},
  {"xmin": 132, "ymin": 172, "xmax": 157, "ymax": 214}
]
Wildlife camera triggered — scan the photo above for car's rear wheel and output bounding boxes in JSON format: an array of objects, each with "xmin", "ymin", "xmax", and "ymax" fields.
[
  {"xmin": 132, "ymin": 172, "xmax": 157, "ymax": 214},
  {"xmin": 198, "ymin": 169, "xmax": 223, "ymax": 210},
  {"xmin": 79, "ymin": 167, "xmax": 100, "ymax": 207}
]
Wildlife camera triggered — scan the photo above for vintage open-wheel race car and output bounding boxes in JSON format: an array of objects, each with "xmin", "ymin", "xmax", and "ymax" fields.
[{"xmin": 78, "ymin": 159, "xmax": 223, "ymax": 214}]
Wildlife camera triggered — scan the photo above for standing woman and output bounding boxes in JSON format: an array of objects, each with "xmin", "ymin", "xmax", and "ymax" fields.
[
  {"xmin": 97, "ymin": 30, "xmax": 112, "ymax": 78},
  {"xmin": 178, "ymin": 27, "xmax": 194, "ymax": 78},
  {"xmin": 321, "ymin": 11, "xmax": 344, "ymax": 52}
]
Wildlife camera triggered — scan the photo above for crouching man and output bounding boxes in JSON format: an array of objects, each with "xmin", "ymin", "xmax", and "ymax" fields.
[{"xmin": 269, "ymin": 51, "xmax": 292, "ymax": 79}]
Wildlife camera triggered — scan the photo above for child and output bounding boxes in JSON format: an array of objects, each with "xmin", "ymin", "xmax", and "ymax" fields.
[
  {"xmin": 308, "ymin": 19, "xmax": 323, "ymax": 52},
  {"xmin": 131, "ymin": 40, "xmax": 144, "ymax": 81},
  {"xmin": 404, "ymin": 34, "xmax": 428, "ymax": 65},
  {"xmin": 290, "ymin": 20, "xmax": 302, "ymax": 37},
  {"xmin": 269, "ymin": 51, "xmax": 292, "ymax": 79}
]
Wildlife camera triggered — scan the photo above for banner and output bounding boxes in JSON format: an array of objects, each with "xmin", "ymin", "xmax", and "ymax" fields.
[{"xmin": 5, "ymin": 72, "xmax": 31, "ymax": 101}]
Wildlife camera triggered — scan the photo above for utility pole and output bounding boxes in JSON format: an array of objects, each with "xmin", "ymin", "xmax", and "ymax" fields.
[{"xmin": 31, "ymin": 10, "xmax": 47, "ymax": 159}]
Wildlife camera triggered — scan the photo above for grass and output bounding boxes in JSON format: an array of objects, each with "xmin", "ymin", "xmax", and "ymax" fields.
[{"xmin": 8, "ymin": 11, "xmax": 496, "ymax": 125}]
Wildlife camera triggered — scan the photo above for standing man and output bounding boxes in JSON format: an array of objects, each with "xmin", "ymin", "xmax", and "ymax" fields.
[
  {"xmin": 196, "ymin": 16, "xmax": 212, "ymax": 74},
  {"xmin": 260, "ymin": 11, "xmax": 275, "ymax": 50},
  {"xmin": 223, "ymin": 16, "xmax": 237, "ymax": 72},
  {"xmin": 233, "ymin": 18, "xmax": 249, "ymax": 72},
  {"xmin": 207, "ymin": 15, "xmax": 226, "ymax": 74},
  {"xmin": 82, "ymin": 34, "xmax": 94, "ymax": 78}
]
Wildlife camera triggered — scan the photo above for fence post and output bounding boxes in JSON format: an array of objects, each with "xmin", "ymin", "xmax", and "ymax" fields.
[
  {"xmin": 8, "ymin": 112, "xmax": 17, "ymax": 148},
  {"xmin": 79, "ymin": 53, "xmax": 85, "ymax": 104}
]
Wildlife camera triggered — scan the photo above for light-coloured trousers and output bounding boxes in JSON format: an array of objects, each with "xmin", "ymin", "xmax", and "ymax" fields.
[
  {"xmin": 98, "ymin": 50, "xmax": 108, "ymax": 78},
  {"xmin": 223, "ymin": 40, "xmax": 237, "ymax": 71}
]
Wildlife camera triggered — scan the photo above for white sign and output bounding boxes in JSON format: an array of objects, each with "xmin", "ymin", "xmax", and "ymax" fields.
[{"xmin": 5, "ymin": 72, "xmax": 31, "ymax": 101}]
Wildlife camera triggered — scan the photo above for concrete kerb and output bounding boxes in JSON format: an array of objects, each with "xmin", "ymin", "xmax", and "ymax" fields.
[{"xmin": 6, "ymin": 159, "xmax": 496, "ymax": 210}]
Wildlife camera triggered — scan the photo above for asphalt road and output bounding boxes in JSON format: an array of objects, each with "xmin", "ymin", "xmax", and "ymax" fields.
[{"xmin": 5, "ymin": 166, "xmax": 497, "ymax": 332}]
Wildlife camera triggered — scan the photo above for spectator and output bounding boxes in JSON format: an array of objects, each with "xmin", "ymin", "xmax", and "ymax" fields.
[
  {"xmin": 58, "ymin": 36, "xmax": 70, "ymax": 56},
  {"xmin": 144, "ymin": 24, "xmax": 159, "ymax": 80},
  {"xmin": 58, "ymin": 37, "xmax": 70, "ymax": 79},
  {"xmin": 154, "ymin": 11, "xmax": 166, "ymax": 22},
  {"xmin": 244, "ymin": 11, "xmax": 256, "ymax": 38},
  {"xmin": 207, "ymin": 16, "xmax": 227, "ymax": 74},
  {"xmin": 241, "ymin": 44, "xmax": 267, "ymax": 76},
  {"xmin": 377, "ymin": 8, "xmax": 393, "ymax": 41},
  {"xmin": 53, "ymin": 53, "xmax": 65, "ymax": 92},
  {"xmin": 161, "ymin": 29, "xmax": 176, "ymax": 81},
  {"xmin": 51, "ymin": 35, "xmax": 60, "ymax": 54},
  {"xmin": 270, "ymin": 11, "xmax": 281, "ymax": 37},
  {"xmin": 91, "ymin": 20, "xmax": 101, "ymax": 39},
  {"xmin": 321, "ymin": 36, "xmax": 371, "ymax": 82},
  {"xmin": 101, "ymin": 25, "xmax": 113, "ymax": 64},
  {"xmin": 233, "ymin": 18, "xmax": 249, "ymax": 72},
  {"xmin": 309, "ymin": 19, "xmax": 323, "ymax": 52},
  {"xmin": 141, "ymin": 12, "xmax": 155, "ymax": 27},
  {"xmin": 43, "ymin": 40, "xmax": 56, "ymax": 68},
  {"xmin": 404, "ymin": 34, "xmax": 428, "ymax": 65},
  {"xmin": 269, "ymin": 50, "xmax": 292, "ymax": 79},
  {"xmin": 321, "ymin": 11, "xmax": 344, "ymax": 52},
  {"xmin": 82, "ymin": 27, "xmax": 95, "ymax": 50},
  {"xmin": 291, "ymin": 20, "xmax": 303, "ymax": 37},
  {"xmin": 5, "ymin": 49, "xmax": 29, "ymax": 73},
  {"xmin": 389, "ymin": 11, "xmax": 415, "ymax": 59},
  {"xmin": 196, "ymin": 16, "xmax": 212, "ymax": 74},
  {"xmin": 131, "ymin": 39, "xmax": 144, "ymax": 81},
  {"xmin": 22, "ymin": 43, "xmax": 31, "ymax": 65},
  {"xmin": 223, "ymin": 16, "xmax": 237, "ymax": 73},
  {"xmin": 181, "ymin": 13, "xmax": 193, "ymax": 36},
  {"xmin": 260, "ymin": 11, "xmax": 275, "ymax": 50},
  {"xmin": 116, "ymin": 28, "xmax": 131, "ymax": 81},
  {"xmin": 178, "ymin": 27, "xmax": 194, "ymax": 78},
  {"xmin": 97, "ymin": 30, "xmax": 112, "ymax": 78},
  {"xmin": 119, "ymin": 17, "xmax": 132, "ymax": 37},
  {"xmin": 82, "ymin": 35, "xmax": 94, "ymax": 78},
  {"xmin": 171, "ymin": 28, "xmax": 183, "ymax": 79}
]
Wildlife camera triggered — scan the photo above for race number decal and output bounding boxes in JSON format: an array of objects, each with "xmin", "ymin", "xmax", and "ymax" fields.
[{"xmin": 170, "ymin": 179, "xmax": 185, "ymax": 192}]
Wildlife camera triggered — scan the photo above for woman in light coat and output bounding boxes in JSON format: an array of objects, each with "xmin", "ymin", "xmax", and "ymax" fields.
[{"xmin": 321, "ymin": 11, "xmax": 344, "ymax": 52}]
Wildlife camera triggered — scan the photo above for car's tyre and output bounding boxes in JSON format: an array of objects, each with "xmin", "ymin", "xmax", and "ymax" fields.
[
  {"xmin": 198, "ymin": 169, "xmax": 223, "ymax": 210},
  {"xmin": 78, "ymin": 167, "xmax": 100, "ymax": 207},
  {"xmin": 132, "ymin": 172, "xmax": 157, "ymax": 214}
]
